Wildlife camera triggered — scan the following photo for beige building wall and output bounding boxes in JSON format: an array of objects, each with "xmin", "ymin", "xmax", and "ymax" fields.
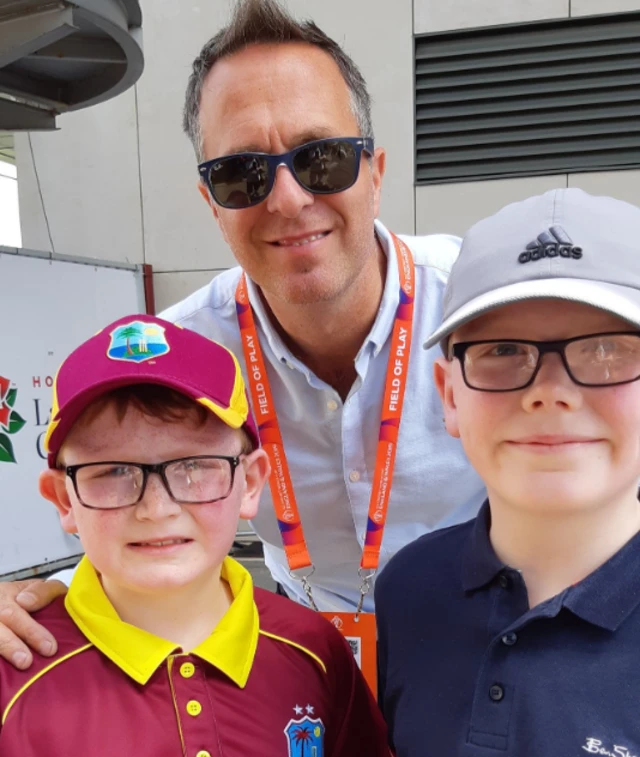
[
  {"xmin": 14, "ymin": 89, "xmax": 144, "ymax": 264},
  {"xmin": 15, "ymin": 0, "xmax": 640, "ymax": 312},
  {"xmin": 416, "ymin": 171, "xmax": 640, "ymax": 238}
]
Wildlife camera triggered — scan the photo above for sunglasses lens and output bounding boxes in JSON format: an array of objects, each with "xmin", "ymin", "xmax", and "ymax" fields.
[
  {"xmin": 293, "ymin": 140, "xmax": 358, "ymax": 193},
  {"xmin": 208, "ymin": 155, "xmax": 270, "ymax": 209}
]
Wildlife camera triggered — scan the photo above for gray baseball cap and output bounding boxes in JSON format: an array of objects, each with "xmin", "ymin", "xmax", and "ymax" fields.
[{"xmin": 424, "ymin": 188, "xmax": 640, "ymax": 352}]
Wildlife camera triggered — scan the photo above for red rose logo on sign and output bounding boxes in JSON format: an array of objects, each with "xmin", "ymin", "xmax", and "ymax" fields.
[{"xmin": 0, "ymin": 375, "xmax": 26, "ymax": 463}]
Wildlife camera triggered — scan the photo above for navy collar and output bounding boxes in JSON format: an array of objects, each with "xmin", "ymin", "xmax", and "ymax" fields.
[
  {"xmin": 563, "ymin": 528, "xmax": 640, "ymax": 631},
  {"xmin": 461, "ymin": 501, "xmax": 640, "ymax": 632},
  {"xmin": 461, "ymin": 501, "xmax": 502, "ymax": 592}
]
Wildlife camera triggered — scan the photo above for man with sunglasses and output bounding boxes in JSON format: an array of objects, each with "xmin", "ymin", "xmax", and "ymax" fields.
[{"xmin": 0, "ymin": 0, "xmax": 484, "ymax": 670}]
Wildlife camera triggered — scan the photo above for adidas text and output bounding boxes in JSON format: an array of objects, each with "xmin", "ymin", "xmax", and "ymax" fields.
[{"xmin": 518, "ymin": 245, "xmax": 582, "ymax": 264}]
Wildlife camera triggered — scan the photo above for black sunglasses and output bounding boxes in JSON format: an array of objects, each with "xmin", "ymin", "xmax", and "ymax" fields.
[{"xmin": 198, "ymin": 137, "xmax": 374, "ymax": 210}]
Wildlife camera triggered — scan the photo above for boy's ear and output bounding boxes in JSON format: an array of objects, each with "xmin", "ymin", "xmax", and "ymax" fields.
[
  {"xmin": 238, "ymin": 449, "xmax": 271, "ymax": 521},
  {"xmin": 39, "ymin": 469, "xmax": 79, "ymax": 534},
  {"xmin": 434, "ymin": 356, "xmax": 461, "ymax": 439}
]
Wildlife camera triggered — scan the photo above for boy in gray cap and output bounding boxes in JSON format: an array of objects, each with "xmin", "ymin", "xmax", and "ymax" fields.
[{"xmin": 375, "ymin": 188, "xmax": 640, "ymax": 757}]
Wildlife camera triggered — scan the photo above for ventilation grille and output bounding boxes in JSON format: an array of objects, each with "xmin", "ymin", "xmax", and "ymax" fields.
[{"xmin": 415, "ymin": 12, "xmax": 640, "ymax": 183}]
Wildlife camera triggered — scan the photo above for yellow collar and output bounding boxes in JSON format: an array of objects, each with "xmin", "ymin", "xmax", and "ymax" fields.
[{"xmin": 65, "ymin": 556, "xmax": 259, "ymax": 688}]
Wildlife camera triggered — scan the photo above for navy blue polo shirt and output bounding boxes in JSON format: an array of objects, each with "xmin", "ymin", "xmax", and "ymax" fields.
[{"xmin": 375, "ymin": 501, "xmax": 640, "ymax": 757}]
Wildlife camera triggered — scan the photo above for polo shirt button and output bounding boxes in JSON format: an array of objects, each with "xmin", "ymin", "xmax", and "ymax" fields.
[
  {"xmin": 196, "ymin": 752, "xmax": 211, "ymax": 757},
  {"xmin": 349, "ymin": 470, "xmax": 360, "ymax": 483},
  {"xmin": 186, "ymin": 700, "xmax": 202, "ymax": 716},
  {"xmin": 498, "ymin": 574, "xmax": 511, "ymax": 589},
  {"xmin": 489, "ymin": 684, "xmax": 504, "ymax": 702},
  {"xmin": 327, "ymin": 399, "xmax": 338, "ymax": 411},
  {"xmin": 502, "ymin": 632, "xmax": 517, "ymax": 646},
  {"xmin": 180, "ymin": 662, "xmax": 195, "ymax": 678}
]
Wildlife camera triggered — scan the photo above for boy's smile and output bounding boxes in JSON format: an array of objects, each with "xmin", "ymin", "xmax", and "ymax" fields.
[
  {"xmin": 435, "ymin": 299, "xmax": 640, "ymax": 518},
  {"xmin": 127, "ymin": 537, "xmax": 194, "ymax": 554},
  {"xmin": 505, "ymin": 434, "xmax": 604, "ymax": 454}
]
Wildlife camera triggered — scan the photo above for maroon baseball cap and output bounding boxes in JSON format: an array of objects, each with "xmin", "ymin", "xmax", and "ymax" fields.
[{"xmin": 44, "ymin": 314, "xmax": 259, "ymax": 467}]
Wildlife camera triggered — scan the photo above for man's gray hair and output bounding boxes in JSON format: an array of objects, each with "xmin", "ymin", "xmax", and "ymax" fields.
[{"xmin": 183, "ymin": 0, "xmax": 374, "ymax": 162}]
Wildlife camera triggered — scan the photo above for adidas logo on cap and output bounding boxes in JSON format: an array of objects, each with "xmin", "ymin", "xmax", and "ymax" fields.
[{"xmin": 518, "ymin": 225, "xmax": 583, "ymax": 264}]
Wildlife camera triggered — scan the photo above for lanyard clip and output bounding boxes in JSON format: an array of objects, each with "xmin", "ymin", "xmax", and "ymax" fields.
[
  {"xmin": 354, "ymin": 568, "xmax": 376, "ymax": 619},
  {"xmin": 289, "ymin": 566, "xmax": 318, "ymax": 611}
]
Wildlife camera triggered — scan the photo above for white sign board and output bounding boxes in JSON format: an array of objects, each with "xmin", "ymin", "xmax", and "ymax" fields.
[{"xmin": 0, "ymin": 249, "xmax": 146, "ymax": 579}]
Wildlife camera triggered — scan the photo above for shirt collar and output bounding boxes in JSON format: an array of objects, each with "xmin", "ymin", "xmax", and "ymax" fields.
[
  {"xmin": 243, "ymin": 220, "xmax": 401, "ymax": 363},
  {"xmin": 461, "ymin": 502, "xmax": 640, "ymax": 632},
  {"xmin": 366, "ymin": 219, "xmax": 401, "ymax": 352},
  {"xmin": 244, "ymin": 275, "xmax": 292, "ymax": 365},
  {"xmin": 562, "ymin": 527, "xmax": 640, "ymax": 631},
  {"xmin": 461, "ymin": 500, "xmax": 503, "ymax": 592},
  {"xmin": 65, "ymin": 556, "xmax": 259, "ymax": 687}
]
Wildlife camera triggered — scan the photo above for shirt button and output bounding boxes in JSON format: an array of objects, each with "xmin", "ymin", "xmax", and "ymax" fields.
[
  {"xmin": 327, "ymin": 399, "xmax": 338, "ymax": 411},
  {"xmin": 349, "ymin": 470, "xmax": 360, "ymax": 483},
  {"xmin": 489, "ymin": 684, "xmax": 504, "ymax": 702},
  {"xmin": 186, "ymin": 700, "xmax": 202, "ymax": 716},
  {"xmin": 498, "ymin": 574, "xmax": 511, "ymax": 589},
  {"xmin": 502, "ymin": 632, "xmax": 518, "ymax": 647},
  {"xmin": 180, "ymin": 662, "xmax": 195, "ymax": 678},
  {"xmin": 196, "ymin": 752, "xmax": 211, "ymax": 757}
]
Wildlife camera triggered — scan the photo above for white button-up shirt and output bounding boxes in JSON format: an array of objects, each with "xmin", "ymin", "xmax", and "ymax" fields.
[{"xmin": 161, "ymin": 221, "xmax": 486, "ymax": 611}]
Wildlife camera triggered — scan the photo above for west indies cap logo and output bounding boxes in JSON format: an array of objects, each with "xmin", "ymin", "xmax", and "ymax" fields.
[{"xmin": 107, "ymin": 321, "xmax": 169, "ymax": 363}]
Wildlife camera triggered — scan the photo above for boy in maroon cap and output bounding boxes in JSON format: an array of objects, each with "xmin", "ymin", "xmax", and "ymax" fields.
[{"xmin": 0, "ymin": 315, "xmax": 388, "ymax": 756}]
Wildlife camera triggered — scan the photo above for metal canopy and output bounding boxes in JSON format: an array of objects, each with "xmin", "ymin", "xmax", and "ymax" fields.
[{"xmin": 0, "ymin": 0, "xmax": 143, "ymax": 131}]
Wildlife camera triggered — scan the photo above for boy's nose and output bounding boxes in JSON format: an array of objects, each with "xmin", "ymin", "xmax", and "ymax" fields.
[
  {"xmin": 522, "ymin": 352, "xmax": 583, "ymax": 411},
  {"xmin": 135, "ymin": 473, "xmax": 181, "ymax": 520}
]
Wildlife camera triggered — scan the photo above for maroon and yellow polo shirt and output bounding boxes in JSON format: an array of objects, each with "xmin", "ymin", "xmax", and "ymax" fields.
[{"xmin": 0, "ymin": 557, "xmax": 388, "ymax": 756}]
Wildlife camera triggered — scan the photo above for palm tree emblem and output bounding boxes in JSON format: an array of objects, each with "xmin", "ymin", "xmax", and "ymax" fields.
[
  {"xmin": 292, "ymin": 726, "xmax": 312, "ymax": 756},
  {"xmin": 118, "ymin": 324, "xmax": 143, "ymax": 355}
]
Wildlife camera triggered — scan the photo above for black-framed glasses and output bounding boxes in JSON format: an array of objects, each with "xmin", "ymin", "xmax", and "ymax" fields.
[
  {"xmin": 450, "ymin": 332, "xmax": 640, "ymax": 392},
  {"xmin": 65, "ymin": 455, "xmax": 242, "ymax": 510},
  {"xmin": 198, "ymin": 137, "xmax": 374, "ymax": 210}
]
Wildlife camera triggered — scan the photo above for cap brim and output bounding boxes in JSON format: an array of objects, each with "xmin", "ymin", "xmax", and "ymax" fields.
[{"xmin": 424, "ymin": 278, "xmax": 640, "ymax": 352}]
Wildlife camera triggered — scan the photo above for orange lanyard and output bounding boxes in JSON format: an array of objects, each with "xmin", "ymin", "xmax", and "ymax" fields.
[{"xmin": 236, "ymin": 234, "xmax": 415, "ymax": 611}]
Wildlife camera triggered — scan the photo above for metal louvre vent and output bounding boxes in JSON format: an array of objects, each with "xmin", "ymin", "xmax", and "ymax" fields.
[{"xmin": 415, "ymin": 12, "xmax": 640, "ymax": 184}]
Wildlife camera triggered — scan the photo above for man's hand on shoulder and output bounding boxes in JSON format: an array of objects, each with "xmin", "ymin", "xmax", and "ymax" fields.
[{"xmin": 0, "ymin": 578, "xmax": 67, "ymax": 669}]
